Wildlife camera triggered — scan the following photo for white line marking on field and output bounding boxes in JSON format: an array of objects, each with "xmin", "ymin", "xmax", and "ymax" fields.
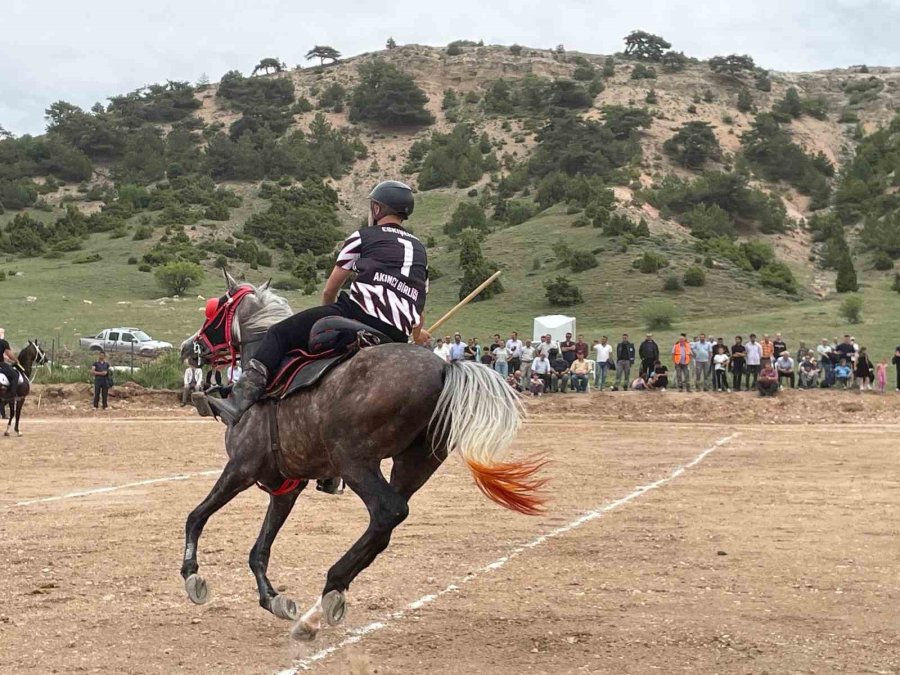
[
  {"xmin": 11, "ymin": 469, "xmax": 222, "ymax": 507},
  {"xmin": 279, "ymin": 432, "xmax": 740, "ymax": 673}
]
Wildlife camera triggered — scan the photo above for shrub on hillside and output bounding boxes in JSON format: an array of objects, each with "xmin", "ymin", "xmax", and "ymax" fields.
[
  {"xmin": 682, "ymin": 265, "xmax": 706, "ymax": 286},
  {"xmin": 758, "ymin": 261, "xmax": 797, "ymax": 294},
  {"xmin": 569, "ymin": 250, "xmax": 598, "ymax": 272},
  {"xmin": 244, "ymin": 181, "xmax": 342, "ymax": 256},
  {"xmin": 630, "ymin": 64, "xmax": 657, "ymax": 80},
  {"xmin": 835, "ymin": 252, "xmax": 859, "ymax": 292},
  {"xmin": 544, "ymin": 276, "xmax": 583, "ymax": 306},
  {"xmin": 662, "ymin": 274, "xmax": 683, "ymax": 291},
  {"xmin": 416, "ymin": 124, "xmax": 497, "ymax": 190},
  {"xmin": 892, "ymin": 272, "xmax": 900, "ymax": 294},
  {"xmin": 154, "ymin": 261, "xmax": 204, "ymax": 296},
  {"xmin": 839, "ymin": 295, "xmax": 863, "ymax": 324},
  {"xmin": 349, "ymin": 59, "xmax": 434, "ymax": 128},
  {"xmin": 682, "ymin": 203, "xmax": 734, "ymax": 239},
  {"xmin": 640, "ymin": 300, "xmax": 676, "ymax": 330},
  {"xmin": 634, "ymin": 251, "xmax": 669, "ymax": 273},
  {"xmin": 444, "ymin": 202, "xmax": 488, "ymax": 236},
  {"xmin": 318, "ymin": 82, "xmax": 346, "ymax": 112},
  {"xmin": 872, "ymin": 250, "xmax": 894, "ymax": 271},
  {"xmin": 663, "ymin": 121, "xmax": 722, "ymax": 169},
  {"xmin": 458, "ymin": 228, "xmax": 503, "ymax": 301}
]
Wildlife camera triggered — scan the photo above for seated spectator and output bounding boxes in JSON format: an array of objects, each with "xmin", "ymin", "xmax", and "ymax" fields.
[
  {"xmin": 570, "ymin": 356, "xmax": 591, "ymax": 393},
  {"xmin": 630, "ymin": 375, "xmax": 647, "ymax": 390},
  {"xmin": 529, "ymin": 372, "xmax": 544, "ymax": 396},
  {"xmin": 757, "ymin": 359, "xmax": 779, "ymax": 397},
  {"xmin": 550, "ymin": 354, "xmax": 570, "ymax": 393},
  {"xmin": 834, "ymin": 359, "xmax": 852, "ymax": 389},
  {"xmin": 531, "ymin": 352, "xmax": 551, "ymax": 392},
  {"xmin": 799, "ymin": 355, "xmax": 820, "ymax": 389},
  {"xmin": 646, "ymin": 360, "xmax": 669, "ymax": 391},
  {"xmin": 774, "ymin": 351, "xmax": 795, "ymax": 389},
  {"xmin": 506, "ymin": 370, "xmax": 523, "ymax": 393}
]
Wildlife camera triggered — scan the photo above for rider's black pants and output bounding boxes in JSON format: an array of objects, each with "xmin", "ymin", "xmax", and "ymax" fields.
[
  {"xmin": 0, "ymin": 363, "xmax": 19, "ymax": 393},
  {"xmin": 252, "ymin": 293, "xmax": 406, "ymax": 376}
]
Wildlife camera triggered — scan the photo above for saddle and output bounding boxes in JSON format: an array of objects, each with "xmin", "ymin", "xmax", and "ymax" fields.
[{"xmin": 263, "ymin": 317, "xmax": 390, "ymax": 400}]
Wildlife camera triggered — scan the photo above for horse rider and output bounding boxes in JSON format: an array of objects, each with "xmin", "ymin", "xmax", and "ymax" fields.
[
  {"xmin": 0, "ymin": 329, "xmax": 21, "ymax": 399},
  {"xmin": 209, "ymin": 180, "xmax": 432, "ymax": 426}
]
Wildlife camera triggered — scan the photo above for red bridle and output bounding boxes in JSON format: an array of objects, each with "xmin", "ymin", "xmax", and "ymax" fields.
[{"xmin": 196, "ymin": 285, "xmax": 255, "ymax": 369}]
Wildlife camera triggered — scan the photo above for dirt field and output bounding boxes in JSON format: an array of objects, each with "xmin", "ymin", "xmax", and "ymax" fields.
[{"xmin": 1, "ymin": 393, "xmax": 899, "ymax": 674}]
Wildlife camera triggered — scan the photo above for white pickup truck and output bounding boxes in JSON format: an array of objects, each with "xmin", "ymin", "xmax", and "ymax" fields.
[{"xmin": 79, "ymin": 328, "xmax": 173, "ymax": 357}]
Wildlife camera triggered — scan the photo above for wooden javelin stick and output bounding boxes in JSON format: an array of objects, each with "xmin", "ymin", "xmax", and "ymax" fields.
[{"xmin": 427, "ymin": 270, "xmax": 502, "ymax": 334}]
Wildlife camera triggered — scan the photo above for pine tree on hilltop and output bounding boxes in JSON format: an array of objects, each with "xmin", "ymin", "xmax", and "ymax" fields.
[
  {"xmin": 251, "ymin": 58, "xmax": 285, "ymax": 76},
  {"xmin": 305, "ymin": 45, "xmax": 341, "ymax": 67},
  {"xmin": 623, "ymin": 30, "xmax": 671, "ymax": 62}
]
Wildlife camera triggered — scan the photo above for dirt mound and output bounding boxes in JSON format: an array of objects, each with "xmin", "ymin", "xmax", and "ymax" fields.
[{"xmin": 30, "ymin": 382, "xmax": 190, "ymax": 417}]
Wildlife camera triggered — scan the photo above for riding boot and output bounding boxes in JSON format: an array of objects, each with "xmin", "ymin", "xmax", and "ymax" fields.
[
  {"xmin": 208, "ymin": 359, "xmax": 268, "ymax": 426},
  {"xmin": 316, "ymin": 478, "xmax": 343, "ymax": 495}
]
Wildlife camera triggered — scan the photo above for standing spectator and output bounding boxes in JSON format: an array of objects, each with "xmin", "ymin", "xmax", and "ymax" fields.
[
  {"xmin": 464, "ymin": 338, "xmax": 477, "ymax": 361},
  {"xmin": 757, "ymin": 359, "xmax": 779, "ymax": 397},
  {"xmin": 774, "ymin": 351, "xmax": 795, "ymax": 389},
  {"xmin": 492, "ymin": 341, "xmax": 511, "ymax": 377},
  {"xmin": 894, "ymin": 346, "xmax": 900, "ymax": 391},
  {"xmin": 817, "ymin": 339, "xmax": 834, "ymax": 388},
  {"xmin": 449, "ymin": 333, "xmax": 466, "ymax": 363},
  {"xmin": 875, "ymin": 358, "xmax": 888, "ymax": 394},
  {"xmin": 713, "ymin": 345, "xmax": 730, "ymax": 392},
  {"xmin": 575, "ymin": 334, "xmax": 589, "ymax": 359},
  {"xmin": 570, "ymin": 355, "xmax": 591, "ymax": 393},
  {"xmin": 834, "ymin": 335, "xmax": 855, "ymax": 366},
  {"xmin": 479, "ymin": 346, "xmax": 494, "ymax": 367},
  {"xmin": 760, "ymin": 334, "xmax": 775, "ymax": 362},
  {"xmin": 472, "ymin": 338, "xmax": 482, "ymax": 362},
  {"xmin": 520, "ymin": 340, "xmax": 536, "ymax": 388},
  {"xmin": 226, "ymin": 363, "xmax": 242, "ymax": 384},
  {"xmin": 799, "ymin": 355, "xmax": 820, "ymax": 389},
  {"xmin": 744, "ymin": 334, "xmax": 762, "ymax": 389},
  {"xmin": 834, "ymin": 359, "xmax": 852, "ymax": 388},
  {"xmin": 560, "ymin": 332, "xmax": 577, "ymax": 366},
  {"xmin": 855, "ymin": 347, "xmax": 874, "ymax": 391},
  {"xmin": 691, "ymin": 334, "xmax": 712, "ymax": 392},
  {"xmin": 506, "ymin": 332, "xmax": 523, "ymax": 375},
  {"xmin": 672, "ymin": 334, "xmax": 692, "ymax": 392},
  {"xmin": 536, "ymin": 335, "xmax": 553, "ymax": 359},
  {"xmin": 795, "ymin": 341, "xmax": 810, "ymax": 363},
  {"xmin": 182, "ymin": 357, "xmax": 204, "ymax": 407},
  {"xmin": 772, "ymin": 333, "xmax": 787, "ymax": 360},
  {"xmin": 91, "ymin": 351, "xmax": 112, "ymax": 410},
  {"xmin": 730, "ymin": 336, "xmax": 746, "ymax": 392},
  {"xmin": 532, "ymin": 352, "xmax": 551, "ymax": 392},
  {"xmin": 489, "ymin": 334, "xmax": 503, "ymax": 354},
  {"xmin": 593, "ymin": 336, "xmax": 613, "ymax": 391},
  {"xmin": 550, "ymin": 353, "xmax": 571, "ymax": 393},
  {"xmin": 638, "ymin": 334, "xmax": 659, "ymax": 379},
  {"xmin": 612, "ymin": 333, "xmax": 635, "ymax": 391},
  {"xmin": 433, "ymin": 336, "xmax": 452, "ymax": 363}
]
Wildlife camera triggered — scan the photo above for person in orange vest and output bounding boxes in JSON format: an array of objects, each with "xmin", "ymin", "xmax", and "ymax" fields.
[{"xmin": 672, "ymin": 333, "xmax": 693, "ymax": 392}]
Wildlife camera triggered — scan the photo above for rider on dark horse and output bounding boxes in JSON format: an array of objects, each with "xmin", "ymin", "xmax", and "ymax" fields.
[
  {"xmin": 209, "ymin": 180, "xmax": 432, "ymax": 426},
  {"xmin": 0, "ymin": 332, "xmax": 22, "ymax": 402}
]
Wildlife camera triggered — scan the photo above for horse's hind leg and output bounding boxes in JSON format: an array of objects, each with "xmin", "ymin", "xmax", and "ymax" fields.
[
  {"xmin": 292, "ymin": 464, "xmax": 409, "ymax": 641},
  {"xmin": 180, "ymin": 458, "xmax": 257, "ymax": 604},
  {"xmin": 250, "ymin": 485, "xmax": 306, "ymax": 620},
  {"xmin": 14, "ymin": 399, "xmax": 23, "ymax": 436}
]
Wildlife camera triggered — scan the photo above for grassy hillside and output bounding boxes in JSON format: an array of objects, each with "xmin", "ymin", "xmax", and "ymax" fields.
[{"xmin": 2, "ymin": 41, "xmax": 899, "ymax": 363}]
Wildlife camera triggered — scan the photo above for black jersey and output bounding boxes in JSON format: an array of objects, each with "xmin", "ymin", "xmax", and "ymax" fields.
[{"xmin": 336, "ymin": 225, "xmax": 428, "ymax": 335}]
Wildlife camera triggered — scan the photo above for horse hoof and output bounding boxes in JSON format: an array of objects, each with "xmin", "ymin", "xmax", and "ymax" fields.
[
  {"xmin": 322, "ymin": 590, "xmax": 347, "ymax": 627},
  {"xmin": 270, "ymin": 594, "xmax": 297, "ymax": 621},
  {"xmin": 3, "ymin": 431, "xmax": 8, "ymax": 437},
  {"xmin": 16, "ymin": 432, "xmax": 22, "ymax": 437},
  {"xmin": 290, "ymin": 619, "xmax": 319, "ymax": 642},
  {"xmin": 185, "ymin": 574, "xmax": 209, "ymax": 605}
]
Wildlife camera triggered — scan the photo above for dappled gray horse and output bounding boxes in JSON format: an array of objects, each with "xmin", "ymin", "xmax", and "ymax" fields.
[{"xmin": 179, "ymin": 275, "xmax": 546, "ymax": 640}]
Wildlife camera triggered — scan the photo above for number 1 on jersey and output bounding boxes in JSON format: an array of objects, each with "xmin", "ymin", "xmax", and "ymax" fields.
[{"xmin": 397, "ymin": 237, "xmax": 413, "ymax": 277}]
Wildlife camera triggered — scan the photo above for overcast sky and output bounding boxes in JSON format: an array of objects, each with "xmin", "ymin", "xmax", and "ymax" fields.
[{"xmin": 2, "ymin": 0, "xmax": 897, "ymax": 136}]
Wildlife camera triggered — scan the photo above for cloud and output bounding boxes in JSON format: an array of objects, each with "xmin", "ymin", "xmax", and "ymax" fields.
[{"xmin": 2, "ymin": 0, "xmax": 898, "ymax": 135}]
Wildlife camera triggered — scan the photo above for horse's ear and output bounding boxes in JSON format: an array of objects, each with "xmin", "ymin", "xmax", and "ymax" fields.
[
  {"xmin": 259, "ymin": 278, "xmax": 272, "ymax": 292},
  {"xmin": 222, "ymin": 266, "xmax": 238, "ymax": 291}
]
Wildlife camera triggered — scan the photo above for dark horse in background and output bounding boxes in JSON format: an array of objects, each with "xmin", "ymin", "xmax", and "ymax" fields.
[
  {"xmin": 1, "ymin": 340, "xmax": 48, "ymax": 437},
  {"xmin": 179, "ymin": 272, "xmax": 547, "ymax": 641}
]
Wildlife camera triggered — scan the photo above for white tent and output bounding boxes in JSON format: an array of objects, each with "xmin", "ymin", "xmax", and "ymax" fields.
[{"xmin": 533, "ymin": 315, "xmax": 576, "ymax": 343}]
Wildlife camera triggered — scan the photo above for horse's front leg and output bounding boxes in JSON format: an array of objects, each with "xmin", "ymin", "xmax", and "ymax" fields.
[
  {"xmin": 292, "ymin": 465, "xmax": 409, "ymax": 641},
  {"xmin": 181, "ymin": 457, "xmax": 257, "ymax": 604},
  {"xmin": 250, "ymin": 485, "xmax": 306, "ymax": 620}
]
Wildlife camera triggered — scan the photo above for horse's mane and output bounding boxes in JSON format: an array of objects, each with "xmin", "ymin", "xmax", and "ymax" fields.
[{"xmin": 240, "ymin": 285, "xmax": 294, "ymax": 334}]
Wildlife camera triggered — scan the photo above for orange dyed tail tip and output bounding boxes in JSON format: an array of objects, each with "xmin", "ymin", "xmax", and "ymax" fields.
[{"xmin": 465, "ymin": 455, "xmax": 549, "ymax": 516}]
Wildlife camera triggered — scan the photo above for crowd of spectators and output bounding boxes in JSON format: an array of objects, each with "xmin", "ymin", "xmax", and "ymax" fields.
[{"xmin": 430, "ymin": 331, "xmax": 900, "ymax": 398}]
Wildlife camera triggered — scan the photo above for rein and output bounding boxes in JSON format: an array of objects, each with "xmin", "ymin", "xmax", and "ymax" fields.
[{"xmin": 197, "ymin": 285, "xmax": 256, "ymax": 371}]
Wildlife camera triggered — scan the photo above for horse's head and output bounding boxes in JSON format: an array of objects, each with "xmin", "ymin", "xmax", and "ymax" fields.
[
  {"xmin": 28, "ymin": 340, "xmax": 48, "ymax": 366},
  {"xmin": 180, "ymin": 269, "xmax": 293, "ymax": 365}
]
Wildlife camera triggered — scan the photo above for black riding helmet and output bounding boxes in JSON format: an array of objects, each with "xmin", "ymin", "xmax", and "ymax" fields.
[{"xmin": 369, "ymin": 180, "xmax": 414, "ymax": 221}]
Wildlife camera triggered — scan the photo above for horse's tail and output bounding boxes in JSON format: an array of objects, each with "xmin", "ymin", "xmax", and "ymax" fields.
[{"xmin": 430, "ymin": 361, "xmax": 547, "ymax": 516}]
